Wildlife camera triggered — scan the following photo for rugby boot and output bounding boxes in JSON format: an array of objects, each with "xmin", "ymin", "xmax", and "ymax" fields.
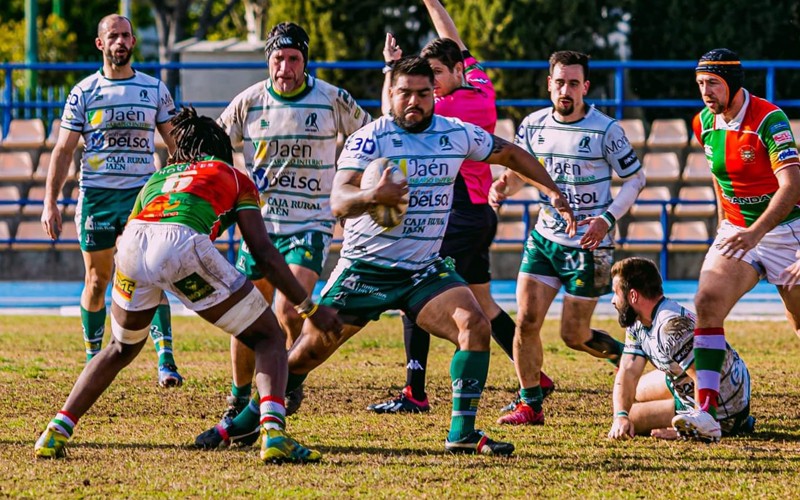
[
  {"xmin": 367, "ymin": 386, "xmax": 430, "ymax": 414},
  {"xmin": 445, "ymin": 430, "xmax": 514, "ymax": 456},
  {"xmin": 194, "ymin": 421, "xmax": 260, "ymax": 449},
  {"xmin": 672, "ymin": 409, "xmax": 722, "ymax": 443},
  {"xmin": 497, "ymin": 402, "xmax": 545, "ymax": 425},
  {"xmin": 158, "ymin": 363, "xmax": 184, "ymax": 388},
  {"xmin": 35, "ymin": 426, "xmax": 69, "ymax": 459},
  {"xmin": 260, "ymin": 428, "xmax": 322, "ymax": 464}
]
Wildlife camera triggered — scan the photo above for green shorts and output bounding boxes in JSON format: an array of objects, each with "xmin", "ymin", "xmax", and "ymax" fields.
[
  {"xmin": 75, "ymin": 187, "xmax": 141, "ymax": 252},
  {"xmin": 519, "ymin": 230, "xmax": 613, "ymax": 297},
  {"xmin": 320, "ymin": 257, "xmax": 466, "ymax": 325},
  {"xmin": 236, "ymin": 230, "xmax": 332, "ymax": 279}
]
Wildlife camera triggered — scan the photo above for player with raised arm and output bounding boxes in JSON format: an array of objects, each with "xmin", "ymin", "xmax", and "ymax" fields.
[
  {"xmin": 195, "ymin": 21, "xmax": 371, "ymax": 447},
  {"xmin": 368, "ymin": 0, "xmax": 554, "ymax": 415},
  {"xmin": 203, "ymin": 56, "xmax": 575, "ymax": 456},
  {"xmin": 34, "ymin": 107, "xmax": 342, "ymax": 463},
  {"xmin": 672, "ymin": 49, "xmax": 800, "ymax": 441},
  {"xmin": 490, "ymin": 50, "xmax": 646, "ymax": 426},
  {"xmin": 606, "ymin": 257, "xmax": 753, "ymax": 442},
  {"xmin": 40, "ymin": 14, "xmax": 183, "ymax": 387}
]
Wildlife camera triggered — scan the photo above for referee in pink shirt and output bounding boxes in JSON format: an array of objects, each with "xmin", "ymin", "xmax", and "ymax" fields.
[{"xmin": 368, "ymin": 0, "xmax": 554, "ymax": 414}]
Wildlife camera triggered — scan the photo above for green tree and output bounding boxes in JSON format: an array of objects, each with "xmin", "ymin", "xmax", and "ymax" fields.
[
  {"xmin": 448, "ymin": 0, "xmax": 627, "ymax": 122},
  {"xmin": 0, "ymin": 14, "xmax": 78, "ymax": 89},
  {"xmin": 627, "ymin": 0, "xmax": 800, "ymax": 121}
]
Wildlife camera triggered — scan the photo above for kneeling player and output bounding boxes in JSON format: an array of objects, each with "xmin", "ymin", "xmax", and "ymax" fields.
[
  {"xmin": 606, "ymin": 258, "xmax": 754, "ymax": 442},
  {"xmin": 34, "ymin": 108, "xmax": 341, "ymax": 463}
]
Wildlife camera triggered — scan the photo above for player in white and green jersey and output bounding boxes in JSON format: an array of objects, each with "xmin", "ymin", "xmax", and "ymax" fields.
[
  {"xmin": 202, "ymin": 22, "xmax": 370, "ymax": 436},
  {"xmin": 607, "ymin": 258, "xmax": 753, "ymax": 441},
  {"xmin": 198, "ymin": 56, "xmax": 575, "ymax": 455},
  {"xmin": 40, "ymin": 14, "xmax": 182, "ymax": 387},
  {"xmin": 491, "ymin": 50, "xmax": 646, "ymax": 426}
]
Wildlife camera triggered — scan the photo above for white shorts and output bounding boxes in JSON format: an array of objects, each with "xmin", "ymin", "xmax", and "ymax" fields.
[
  {"xmin": 112, "ymin": 221, "xmax": 247, "ymax": 312},
  {"xmin": 703, "ymin": 218, "xmax": 800, "ymax": 284}
]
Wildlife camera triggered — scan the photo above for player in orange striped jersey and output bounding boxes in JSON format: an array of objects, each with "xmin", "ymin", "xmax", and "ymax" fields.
[{"xmin": 672, "ymin": 49, "xmax": 800, "ymax": 442}]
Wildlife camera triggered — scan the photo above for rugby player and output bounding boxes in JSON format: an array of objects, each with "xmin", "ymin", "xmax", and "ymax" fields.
[
  {"xmin": 35, "ymin": 107, "xmax": 342, "ymax": 463},
  {"xmin": 491, "ymin": 50, "xmax": 646, "ymax": 425},
  {"xmin": 368, "ymin": 0, "xmax": 555, "ymax": 415},
  {"xmin": 41, "ymin": 14, "xmax": 183, "ymax": 387},
  {"xmin": 606, "ymin": 258, "xmax": 754, "ymax": 441},
  {"xmin": 672, "ymin": 48, "xmax": 800, "ymax": 441},
  {"xmin": 198, "ymin": 56, "xmax": 575, "ymax": 455},
  {"xmin": 201, "ymin": 21, "xmax": 371, "ymax": 440}
]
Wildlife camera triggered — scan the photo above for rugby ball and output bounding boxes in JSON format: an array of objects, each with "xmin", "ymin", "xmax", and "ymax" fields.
[{"xmin": 360, "ymin": 157, "xmax": 408, "ymax": 228}]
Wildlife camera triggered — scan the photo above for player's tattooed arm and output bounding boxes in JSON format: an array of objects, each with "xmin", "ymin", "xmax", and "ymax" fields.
[{"xmin": 490, "ymin": 135, "xmax": 513, "ymax": 155}]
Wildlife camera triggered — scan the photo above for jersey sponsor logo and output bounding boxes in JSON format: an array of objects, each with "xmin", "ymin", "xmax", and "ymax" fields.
[
  {"xmin": 472, "ymin": 77, "xmax": 489, "ymax": 84},
  {"xmin": 139, "ymin": 89, "xmax": 149, "ymax": 102},
  {"xmin": 90, "ymin": 130, "xmax": 105, "ymax": 149},
  {"xmin": 721, "ymin": 192, "xmax": 771, "ymax": 205},
  {"xmin": 392, "ymin": 138, "xmax": 403, "ymax": 148},
  {"xmin": 778, "ymin": 147, "xmax": 799, "ymax": 162},
  {"xmin": 92, "ymin": 131, "xmax": 152, "ymax": 150},
  {"xmin": 739, "ymin": 145, "xmax": 756, "ymax": 163},
  {"xmin": 605, "ymin": 135, "xmax": 631, "ymax": 155},
  {"xmin": 255, "ymin": 140, "xmax": 313, "ymax": 162},
  {"xmin": 338, "ymin": 88, "xmax": 352, "ymax": 106},
  {"xmin": 260, "ymin": 119, "xmax": 270, "ymax": 128},
  {"xmin": 173, "ymin": 272, "xmax": 216, "ymax": 303},
  {"xmin": 564, "ymin": 191, "xmax": 599, "ymax": 205},
  {"xmin": 305, "ymin": 113, "xmax": 319, "ymax": 132},
  {"xmin": 618, "ymin": 150, "xmax": 638, "ymax": 170},
  {"xmin": 547, "ymin": 158, "xmax": 583, "ymax": 176},
  {"xmin": 439, "ymin": 135, "xmax": 453, "ymax": 151},
  {"xmin": 160, "ymin": 94, "xmax": 174, "ymax": 108},
  {"xmin": 578, "ymin": 136, "xmax": 592, "ymax": 153},
  {"xmin": 408, "ymin": 158, "xmax": 450, "ymax": 178},
  {"xmin": 408, "ymin": 189, "xmax": 450, "ymax": 209},
  {"xmin": 87, "ymin": 156, "xmax": 104, "ymax": 171},
  {"xmin": 88, "ymin": 109, "xmax": 104, "ymax": 127},
  {"xmin": 113, "ymin": 269, "xmax": 136, "ymax": 302},
  {"xmin": 673, "ymin": 340, "xmax": 694, "ymax": 363},
  {"xmin": 68, "ymin": 93, "xmax": 79, "ymax": 106},
  {"xmin": 537, "ymin": 134, "xmax": 545, "ymax": 144},
  {"xmin": 770, "ymin": 122, "xmax": 790, "ymax": 134},
  {"xmin": 254, "ymin": 169, "xmax": 323, "ymax": 193},
  {"xmin": 515, "ymin": 125, "xmax": 525, "ymax": 141},
  {"xmin": 772, "ymin": 131, "xmax": 793, "ymax": 146}
]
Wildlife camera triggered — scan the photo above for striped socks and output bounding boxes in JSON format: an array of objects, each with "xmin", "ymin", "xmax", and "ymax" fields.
[
  {"xmin": 49, "ymin": 410, "xmax": 77, "ymax": 438},
  {"xmin": 259, "ymin": 396, "xmax": 286, "ymax": 430},
  {"xmin": 448, "ymin": 350, "xmax": 490, "ymax": 442},
  {"xmin": 81, "ymin": 306, "xmax": 106, "ymax": 362},
  {"xmin": 694, "ymin": 327, "xmax": 726, "ymax": 418}
]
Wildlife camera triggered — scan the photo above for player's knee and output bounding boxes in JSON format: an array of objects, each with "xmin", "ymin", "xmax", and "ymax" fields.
[
  {"xmin": 456, "ymin": 309, "xmax": 490, "ymax": 351},
  {"xmin": 84, "ymin": 271, "xmax": 111, "ymax": 299},
  {"xmin": 694, "ymin": 288, "xmax": 722, "ymax": 316},
  {"xmin": 515, "ymin": 308, "xmax": 544, "ymax": 337}
]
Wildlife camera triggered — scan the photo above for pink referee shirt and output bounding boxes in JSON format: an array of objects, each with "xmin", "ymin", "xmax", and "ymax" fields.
[{"xmin": 435, "ymin": 56, "xmax": 497, "ymax": 205}]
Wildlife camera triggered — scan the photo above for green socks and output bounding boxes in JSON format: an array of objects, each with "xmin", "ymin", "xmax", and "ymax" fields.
[
  {"xmin": 149, "ymin": 304, "xmax": 176, "ymax": 367},
  {"xmin": 520, "ymin": 385, "xmax": 544, "ymax": 412},
  {"xmin": 225, "ymin": 373, "xmax": 309, "ymax": 434},
  {"xmin": 81, "ymin": 306, "xmax": 106, "ymax": 362},
  {"xmin": 447, "ymin": 350, "xmax": 490, "ymax": 442}
]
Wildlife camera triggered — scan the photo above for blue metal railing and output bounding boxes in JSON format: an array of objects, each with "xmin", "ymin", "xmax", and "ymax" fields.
[{"xmin": 5, "ymin": 59, "xmax": 800, "ymax": 133}]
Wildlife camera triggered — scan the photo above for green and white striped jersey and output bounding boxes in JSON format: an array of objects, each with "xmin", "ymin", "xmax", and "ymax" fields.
[
  {"xmin": 219, "ymin": 76, "xmax": 370, "ymax": 236},
  {"xmin": 624, "ymin": 297, "xmax": 750, "ymax": 419},
  {"xmin": 61, "ymin": 70, "xmax": 176, "ymax": 190},
  {"xmin": 337, "ymin": 115, "xmax": 493, "ymax": 270},
  {"xmin": 516, "ymin": 106, "xmax": 641, "ymax": 248}
]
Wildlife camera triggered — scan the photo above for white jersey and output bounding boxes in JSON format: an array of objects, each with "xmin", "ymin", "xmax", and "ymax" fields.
[
  {"xmin": 61, "ymin": 70, "xmax": 176, "ymax": 190},
  {"xmin": 516, "ymin": 106, "xmax": 641, "ymax": 247},
  {"xmin": 624, "ymin": 297, "xmax": 750, "ymax": 419},
  {"xmin": 218, "ymin": 76, "xmax": 370, "ymax": 236},
  {"xmin": 337, "ymin": 115, "xmax": 493, "ymax": 270}
]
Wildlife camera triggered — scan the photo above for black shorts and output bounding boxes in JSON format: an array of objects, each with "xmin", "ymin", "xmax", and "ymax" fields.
[{"xmin": 439, "ymin": 205, "xmax": 498, "ymax": 285}]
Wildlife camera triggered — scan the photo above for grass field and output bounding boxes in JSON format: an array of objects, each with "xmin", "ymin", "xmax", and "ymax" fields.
[{"xmin": 2, "ymin": 314, "xmax": 800, "ymax": 498}]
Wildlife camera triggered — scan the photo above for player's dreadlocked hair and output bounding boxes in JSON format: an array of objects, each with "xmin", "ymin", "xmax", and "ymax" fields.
[{"xmin": 168, "ymin": 106, "xmax": 234, "ymax": 166}]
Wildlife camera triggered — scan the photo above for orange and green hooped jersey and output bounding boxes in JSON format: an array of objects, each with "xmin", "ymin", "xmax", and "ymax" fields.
[
  {"xmin": 693, "ymin": 91, "xmax": 800, "ymax": 228},
  {"xmin": 131, "ymin": 156, "xmax": 260, "ymax": 240}
]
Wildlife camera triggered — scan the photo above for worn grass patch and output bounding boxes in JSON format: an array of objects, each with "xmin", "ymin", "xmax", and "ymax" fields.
[{"xmin": 1, "ymin": 315, "xmax": 800, "ymax": 497}]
